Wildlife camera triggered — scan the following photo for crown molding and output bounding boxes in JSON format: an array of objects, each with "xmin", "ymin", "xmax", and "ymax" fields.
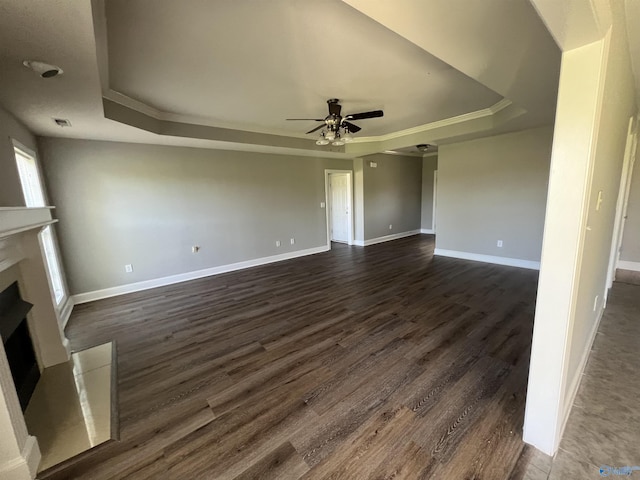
[
  {"xmin": 91, "ymin": 3, "xmax": 518, "ymax": 154},
  {"xmin": 351, "ymin": 99, "xmax": 512, "ymax": 144}
]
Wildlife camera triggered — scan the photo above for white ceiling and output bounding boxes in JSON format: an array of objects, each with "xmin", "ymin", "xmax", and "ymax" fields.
[{"xmin": 0, "ymin": 0, "xmax": 583, "ymax": 157}]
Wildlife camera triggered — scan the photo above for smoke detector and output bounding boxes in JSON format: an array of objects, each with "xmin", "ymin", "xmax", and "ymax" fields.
[
  {"xmin": 53, "ymin": 118, "xmax": 71, "ymax": 127},
  {"xmin": 23, "ymin": 60, "xmax": 63, "ymax": 78}
]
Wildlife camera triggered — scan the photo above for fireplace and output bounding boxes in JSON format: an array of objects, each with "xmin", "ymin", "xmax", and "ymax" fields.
[
  {"xmin": 0, "ymin": 207, "xmax": 72, "ymax": 480},
  {"xmin": 0, "ymin": 282, "xmax": 39, "ymax": 411}
]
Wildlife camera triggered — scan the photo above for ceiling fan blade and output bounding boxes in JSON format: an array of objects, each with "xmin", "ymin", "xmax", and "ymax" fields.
[
  {"xmin": 286, "ymin": 118, "xmax": 325, "ymax": 121},
  {"xmin": 345, "ymin": 110, "xmax": 384, "ymax": 121},
  {"xmin": 328, "ymin": 101, "xmax": 342, "ymax": 117},
  {"xmin": 343, "ymin": 121, "xmax": 361, "ymax": 133},
  {"xmin": 306, "ymin": 123, "xmax": 326, "ymax": 134}
]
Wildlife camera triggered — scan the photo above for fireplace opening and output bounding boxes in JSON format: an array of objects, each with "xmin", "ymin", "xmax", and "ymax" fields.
[{"xmin": 0, "ymin": 281, "xmax": 40, "ymax": 411}]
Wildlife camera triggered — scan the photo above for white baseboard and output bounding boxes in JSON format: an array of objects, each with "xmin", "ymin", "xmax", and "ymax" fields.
[
  {"xmin": 434, "ymin": 248, "xmax": 540, "ymax": 270},
  {"xmin": 72, "ymin": 245, "xmax": 330, "ymax": 304},
  {"xmin": 420, "ymin": 229, "xmax": 435, "ymax": 234},
  {"xmin": 353, "ymin": 230, "xmax": 421, "ymax": 247},
  {"xmin": 617, "ymin": 260, "xmax": 640, "ymax": 272}
]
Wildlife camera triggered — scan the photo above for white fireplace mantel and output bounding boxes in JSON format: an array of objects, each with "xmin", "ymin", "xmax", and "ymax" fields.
[{"xmin": 0, "ymin": 207, "xmax": 71, "ymax": 480}]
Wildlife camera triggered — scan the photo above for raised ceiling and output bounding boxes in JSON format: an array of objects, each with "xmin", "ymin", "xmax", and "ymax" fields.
[
  {"xmin": 105, "ymin": 0, "xmax": 503, "ymax": 137},
  {"xmin": 0, "ymin": 0, "xmax": 568, "ymax": 157}
]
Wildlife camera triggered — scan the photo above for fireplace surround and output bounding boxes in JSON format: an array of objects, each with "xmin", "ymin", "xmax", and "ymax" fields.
[{"xmin": 0, "ymin": 207, "xmax": 71, "ymax": 480}]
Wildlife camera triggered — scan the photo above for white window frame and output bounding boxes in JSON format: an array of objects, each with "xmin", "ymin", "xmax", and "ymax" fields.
[{"xmin": 12, "ymin": 139, "xmax": 67, "ymax": 307}]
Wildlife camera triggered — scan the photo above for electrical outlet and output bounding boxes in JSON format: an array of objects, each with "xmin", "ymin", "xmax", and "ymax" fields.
[
  {"xmin": 290, "ymin": 238, "xmax": 295, "ymax": 245},
  {"xmin": 192, "ymin": 245, "xmax": 200, "ymax": 253},
  {"xmin": 389, "ymin": 224, "xmax": 393, "ymax": 230},
  {"xmin": 125, "ymin": 264, "xmax": 133, "ymax": 273},
  {"xmin": 497, "ymin": 240, "xmax": 503, "ymax": 248},
  {"xmin": 275, "ymin": 240, "xmax": 281, "ymax": 247},
  {"xmin": 320, "ymin": 202, "xmax": 326, "ymax": 208}
]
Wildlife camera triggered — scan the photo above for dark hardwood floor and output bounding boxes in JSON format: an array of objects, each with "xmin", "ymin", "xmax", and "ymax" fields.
[{"xmin": 50, "ymin": 235, "xmax": 539, "ymax": 479}]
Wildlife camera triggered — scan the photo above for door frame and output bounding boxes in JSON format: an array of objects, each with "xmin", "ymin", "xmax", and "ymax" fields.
[
  {"xmin": 606, "ymin": 115, "xmax": 638, "ymax": 296},
  {"xmin": 432, "ymin": 170, "xmax": 438, "ymax": 233},
  {"xmin": 324, "ymin": 170, "xmax": 354, "ymax": 247}
]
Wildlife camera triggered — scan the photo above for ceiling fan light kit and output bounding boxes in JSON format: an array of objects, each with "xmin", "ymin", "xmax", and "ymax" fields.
[
  {"xmin": 288, "ymin": 98, "xmax": 383, "ymax": 147},
  {"xmin": 315, "ymin": 134, "xmax": 330, "ymax": 146}
]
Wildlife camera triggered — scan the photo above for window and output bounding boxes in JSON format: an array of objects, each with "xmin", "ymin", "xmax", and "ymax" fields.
[
  {"xmin": 13, "ymin": 141, "xmax": 66, "ymax": 305},
  {"xmin": 14, "ymin": 145, "xmax": 45, "ymax": 207},
  {"xmin": 39, "ymin": 226, "xmax": 66, "ymax": 305}
]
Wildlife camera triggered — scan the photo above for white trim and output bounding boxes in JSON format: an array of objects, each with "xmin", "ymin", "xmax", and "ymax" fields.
[
  {"xmin": 72, "ymin": 245, "xmax": 330, "ymax": 304},
  {"xmin": 353, "ymin": 230, "xmax": 420, "ymax": 247},
  {"xmin": 434, "ymin": 248, "xmax": 540, "ymax": 270},
  {"xmin": 0, "ymin": 435, "xmax": 41, "ymax": 479},
  {"xmin": 325, "ymin": 170, "xmax": 354, "ymax": 247},
  {"xmin": 59, "ymin": 296, "xmax": 75, "ymax": 329},
  {"xmin": 432, "ymin": 170, "xmax": 438, "ymax": 233},
  {"xmin": 420, "ymin": 229, "xmax": 435, "ymax": 234},
  {"xmin": 62, "ymin": 336, "xmax": 71, "ymax": 356},
  {"xmin": 23, "ymin": 435, "xmax": 40, "ymax": 477},
  {"xmin": 352, "ymin": 99, "xmax": 512, "ymax": 143},
  {"xmin": 606, "ymin": 116, "xmax": 637, "ymax": 292},
  {"xmin": 618, "ymin": 260, "xmax": 640, "ymax": 272},
  {"xmin": 0, "ymin": 207, "xmax": 56, "ymax": 239}
]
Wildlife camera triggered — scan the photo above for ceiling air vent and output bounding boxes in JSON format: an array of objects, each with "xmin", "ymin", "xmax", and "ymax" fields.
[{"xmin": 53, "ymin": 118, "xmax": 71, "ymax": 127}]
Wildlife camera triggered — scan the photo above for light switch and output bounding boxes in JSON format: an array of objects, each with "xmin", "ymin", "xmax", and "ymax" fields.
[{"xmin": 596, "ymin": 190, "xmax": 603, "ymax": 211}]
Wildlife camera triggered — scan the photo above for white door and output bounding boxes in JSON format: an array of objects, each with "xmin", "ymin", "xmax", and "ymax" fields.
[{"xmin": 329, "ymin": 174, "xmax": 349, "ymax": 243}]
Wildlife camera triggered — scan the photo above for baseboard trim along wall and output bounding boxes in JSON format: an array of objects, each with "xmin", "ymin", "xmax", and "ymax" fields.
[
  {"xmin": 420, "ymin": 229, "xmax": 435, "ymax": 234},
  {"xmin": 434, "ymin": 248, "xmax": 541, "ymax": 270},
  {"xmin": 618, "ymin": 260, "xmax": 640, "ymax": 271},
  {"xmin": 353, "ymin": 230, "xmax": 421, "ymax": 247},
  {"xmin": 72, "ymin": 245, "xmax": 330, "ymax": 304}
]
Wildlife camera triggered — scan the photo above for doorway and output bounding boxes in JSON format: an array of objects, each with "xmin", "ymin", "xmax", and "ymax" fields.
[
  {"xmin": 325, "ymin": 170, "xmax": 354, "ymax": 247},
  {"xmin": 606, "ymin": 115, "xmax": 638, "ymax": 294}
]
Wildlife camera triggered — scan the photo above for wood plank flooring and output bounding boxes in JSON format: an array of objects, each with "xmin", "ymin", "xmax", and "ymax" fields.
[{"xmin": 49, "ymin": 235, "xmax": 539, "ymax": 479}]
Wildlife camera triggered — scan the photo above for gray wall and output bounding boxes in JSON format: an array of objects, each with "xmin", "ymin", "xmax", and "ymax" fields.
[
  {"xmin": 421, "ymin": 156, "xmax": 438, "ymax": 231},
  {"xmin": 0, "ymin": 106, "xmax": 39, "ymax": 206},
  {"xmin": 362, "ymin": 153, "xmax": 422, "ymax": 240},
  {"xmin": 39, "ymin": 138, "xmax": 352, "ymax": 295},
  {"xmin": 620, "ymin": 158, "xmax": 640, "ymax": 263},
  {"xmin": 435, "ymin": 126, "xmax": 553, "ymax": 262}
]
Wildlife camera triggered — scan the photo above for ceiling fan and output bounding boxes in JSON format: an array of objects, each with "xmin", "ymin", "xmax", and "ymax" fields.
[{"xmin": 287, "ymin": 99, "xmax": 383, "ymax": 146}]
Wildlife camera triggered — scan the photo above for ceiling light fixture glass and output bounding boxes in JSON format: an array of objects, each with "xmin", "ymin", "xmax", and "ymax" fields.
[
  {"xmin": 325, "ymin": 130, "xmax": 336, "ymax": 142},
  {"xmin": 342, "ymin": 131, "xmax": 354, "ymax": 143},
  {"xmin": 331, "ymin": 132, "xmax": 345, "ymax": 146},
  {"xmin": 316, "ymin": 133, "xmax": 330, "ymax": 145}
]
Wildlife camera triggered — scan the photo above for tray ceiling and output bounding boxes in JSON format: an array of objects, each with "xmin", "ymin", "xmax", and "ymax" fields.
[
  {"xmin": 105, "ymin": 0, "xmax": 503, "ymax": 137},
  {"xmin": 0, "ymin": 0, "xmax": 567, "ymax": 156}
]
